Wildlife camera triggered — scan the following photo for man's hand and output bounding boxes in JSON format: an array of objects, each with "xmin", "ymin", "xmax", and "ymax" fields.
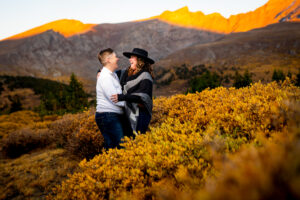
[{"xmin": 111, "ymin": 94, "xmax": 118, "ymax": 103}]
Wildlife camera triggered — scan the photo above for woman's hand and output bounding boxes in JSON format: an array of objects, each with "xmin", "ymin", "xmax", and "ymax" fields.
[{"xmin": 111, "ymin": 94, "xmax": 119, "ymax": 103}]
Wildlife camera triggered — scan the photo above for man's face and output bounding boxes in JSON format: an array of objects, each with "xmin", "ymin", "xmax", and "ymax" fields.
[
  {"xmin": 107, "ymin": 52, "xmax": 119, "ymax": 70},
  {"xmin": 108, "ymin": 52, "xmax": 119, "ymax": 69}
]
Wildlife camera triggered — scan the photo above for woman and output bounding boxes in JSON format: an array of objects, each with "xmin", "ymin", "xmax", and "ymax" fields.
[{"xmin": 111, "ymin": 48, "xmax": 154, "ymax": 135}]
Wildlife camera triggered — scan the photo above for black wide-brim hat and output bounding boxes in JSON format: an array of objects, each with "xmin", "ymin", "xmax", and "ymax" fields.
[{"xmin": 123, "ymin": 48, "xmax": 155, "ymax": 64}]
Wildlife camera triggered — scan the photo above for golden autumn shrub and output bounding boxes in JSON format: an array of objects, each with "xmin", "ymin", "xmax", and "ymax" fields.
[
  {"xmin": 151, "ymin": 107, "xmax": 300, "ymax": 200},
  {"xmin": 48, "ymin": 108, "xmax": 103, "ymax": 159},
  {"xmin": 1, "ymin": 128, "xmax": 53, "ymax": 158},
  {"xmin": 0, "ymin": 110, "xmax": 41, "ymax": 139},
  {"xmin": 48, "ymin": 112, "xmax": 85, "ymax": 148},
  {"xmin": 66, "ymin": 109, "xmax": 103, "ymax": 159},
  {"xmin": 0, "ymin": 110, "xmax": 59, "ymax": 141},
  {"xmin": 51, "ymin": 81, "xmax": 300, "ymax": 200},
  {"xmin": 0, "ymin": 107, "xmax": 102, "ymax": 159}
]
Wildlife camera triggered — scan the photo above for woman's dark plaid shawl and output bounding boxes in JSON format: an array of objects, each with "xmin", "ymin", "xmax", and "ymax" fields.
[{"xmin": 119, "ymin": 70, "xmax": 153, "ymax": 132}]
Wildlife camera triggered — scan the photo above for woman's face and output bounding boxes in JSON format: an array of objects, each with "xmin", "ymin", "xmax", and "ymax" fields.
[{"xmin": 129, "ymin": 55, "xmax": 138, "ymax": 71}]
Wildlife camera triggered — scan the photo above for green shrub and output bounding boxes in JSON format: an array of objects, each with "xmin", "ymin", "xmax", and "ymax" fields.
[
  {"xmin": 188, "ymin": 71, "xmax": 221, "ymax": 93},
  {"xmin": 233, "ymin": 70, "xmax": 252, "ymax": 88},
  {"xmin": 272, "ymin": 69, "xmax": 285, "ymax": 82}
]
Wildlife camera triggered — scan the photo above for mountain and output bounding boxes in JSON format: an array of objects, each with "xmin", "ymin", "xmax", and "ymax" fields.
[
  {"xmin": 153, "ymin": 22, "xmax": 300, "ymax": 96},
  {"xmin": 0, "ymin": 20, "xmax": 222, "ymax": 83},
  {"xmin": 147, "ymin": 0, "xmax": 300, "ymax": 33},
  {"xmin": 0, "ymin": 0, "xmax": 299, "ymax": 95},
  {"xmin": 156, "ymin": 22, "xmax": 300, "ymax": 71}
]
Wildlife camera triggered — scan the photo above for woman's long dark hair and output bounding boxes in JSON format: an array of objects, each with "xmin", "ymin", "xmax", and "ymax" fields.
[{"xmin": 128, "ymin": 57, "xmax": 154, "ymax": 78}]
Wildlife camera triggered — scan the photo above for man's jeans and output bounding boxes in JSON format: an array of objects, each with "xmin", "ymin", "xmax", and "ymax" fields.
[{"xmin": 95, "ymin": 112, "xmax": 124, "ymax": 150}]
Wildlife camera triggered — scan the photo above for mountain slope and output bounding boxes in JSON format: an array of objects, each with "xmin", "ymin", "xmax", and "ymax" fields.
[
  {"xmin": 154, "ymin": 22, "xmax": 300, "ymax": 91},
  {"xmin": 0, "ymin": 20, "xmax": 222, "ymax": 81},
  {"xmin": 146, "ymin": 0, "xmax": 300, "ymax": 33},
  {"xmin": 0, "ymin": 0, "xmax": 299, "ymax": 95}
]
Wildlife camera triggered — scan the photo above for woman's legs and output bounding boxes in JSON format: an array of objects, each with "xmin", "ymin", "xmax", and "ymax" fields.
[{"xmin": 136, "ymin": 110, "xmax": 151, "ymax": 134}]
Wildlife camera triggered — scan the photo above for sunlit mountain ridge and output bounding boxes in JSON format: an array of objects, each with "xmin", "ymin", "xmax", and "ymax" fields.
[
  {"xmin": 145, "ymin": 0, "xmax": 300, "ymax": 33},
  {"xmin": 3, "ymin": 0, "xmax": 300, "ymax": 41},
  {"xmin": 4, "ymin": 19, "xmax": 96, "ymax": 40}
]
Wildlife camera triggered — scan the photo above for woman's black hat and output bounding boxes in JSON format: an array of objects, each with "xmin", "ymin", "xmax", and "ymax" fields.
[{"xmin": 123, "ymin": 48, "xmax": 155, "ymax": 64}]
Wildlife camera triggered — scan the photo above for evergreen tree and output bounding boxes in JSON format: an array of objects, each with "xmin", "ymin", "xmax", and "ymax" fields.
[
  {"xmin": 66, "ymin": 73, "xmax": 88, "ymax": 112},
  {"xmin": 243, "ymin": 70, "xmax": 252, "ymax": 86},
  {"xmin": 188, "ymin": 71, "xmax": 221, "ymax": 93},
  {"xmin": 272, "ymin": 69, "xmax": 285, "ymax": 82},
  {"xmin": 233, "ymin": 70, "xmax": 252, "ymax": 88}
]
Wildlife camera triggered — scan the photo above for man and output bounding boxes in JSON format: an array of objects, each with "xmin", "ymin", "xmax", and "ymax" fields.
[{"xmin": 95, "ymin": 48, "xmax": 125, "ymax": 150}]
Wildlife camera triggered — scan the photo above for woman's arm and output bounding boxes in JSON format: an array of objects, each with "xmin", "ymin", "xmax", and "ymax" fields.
[
  {"xmin": 111, "ymin": 78, "xmax": 152, "ymax": 104},
  {"xmin": 118, "ymin": 94, "xmax": 143, "ymax": 103},
  {"xmin": 110, "ymin": 94, "xmax": 142, "ymax": 104}
]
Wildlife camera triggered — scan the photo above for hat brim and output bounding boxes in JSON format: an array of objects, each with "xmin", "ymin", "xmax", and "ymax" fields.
[{"xmin": 123, "ymin": 52, "xmax": 155, "ymax": 64}]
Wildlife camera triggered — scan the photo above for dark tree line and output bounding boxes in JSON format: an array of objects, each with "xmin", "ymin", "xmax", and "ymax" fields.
[
  {"xmin": 0, "ymin": 73, "xmax": 90, "ymax": 115},
  {"xmin": 37, "ymin": 73, "xmax": 89, "ymax": 115},
  {"xmin": 187, "ymin": 66, "xmax": 300, "ymax": 93}
]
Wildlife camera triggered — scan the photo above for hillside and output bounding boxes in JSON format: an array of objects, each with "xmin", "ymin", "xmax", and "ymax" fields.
[
  {"xmin": 0, "ymin": 20, "xmax": 222, "ymax": 84},
  {"xmin": 154, "ymin": 22, "xmax": 300, "ymax": 95},
  {"xmin": 147, "ymin": 0, "xmax": 300, "ymax": 33},
  {"xmin": 0, "ymin": 0, "xmax": 299, "ymax": 96},
  {"xmin": 0, "ymin": 81, "xmax": 299, "ymax": 199}
]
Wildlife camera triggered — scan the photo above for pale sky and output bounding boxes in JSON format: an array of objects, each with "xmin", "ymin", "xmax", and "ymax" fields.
[{"xmin": 0, "ymin": 0, "xmax": 268, "ymax": 40}]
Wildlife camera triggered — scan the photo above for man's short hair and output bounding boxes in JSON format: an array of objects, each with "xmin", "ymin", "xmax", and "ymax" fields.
[{"xmin": 98, "ymin": 48, "xmax": 114, "ymax": 65}]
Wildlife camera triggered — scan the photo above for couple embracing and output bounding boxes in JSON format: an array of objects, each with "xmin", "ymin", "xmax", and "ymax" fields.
[{"xmin": 95, "ymin": 48, "xmax": 155, "ymax": 150}]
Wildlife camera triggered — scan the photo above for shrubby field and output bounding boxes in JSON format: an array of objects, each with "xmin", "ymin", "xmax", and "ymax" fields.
[
  {"xmin": 0, "ymin": 80, "xmax": 299, "ymax": 200},
  {"xmin": 53, "ymin": 80, "xmax": 300, "ymax": 200}
]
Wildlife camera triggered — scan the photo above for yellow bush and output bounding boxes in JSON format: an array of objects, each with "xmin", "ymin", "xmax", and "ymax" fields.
[
  {"xmin": 0, "ymin": 110, "xmax": 40, "ymax": 139},
  {"xmin": 66, "ymin": 109, "xmax": 104, "ymax": 159},
  {"xmin": 51, "ymin": 81, "xmax": 300, "ymax": 200},
  {"xmin": 48, "ymin": 112, "xmax": 85, "ymax": 148},
  {"xmin": 0, "ymin": 110, "xmax": 58, "ymax": 140},
  {"xmin": 1, "ymin": 128, "xmax": 53, "ymax": 158}
]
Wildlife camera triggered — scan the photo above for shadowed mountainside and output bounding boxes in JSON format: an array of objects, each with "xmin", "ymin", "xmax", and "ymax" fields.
[
  {"xmin": 0, "ymin": 20, "xmax": 222, "ymax": 83},
  {"xmin": 153, "ymin": 22, "xmax": 300, "ymax": 96},
  {"xmin": 156, "ymin": 22, "xmax": 300, "ymax": 70}
]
